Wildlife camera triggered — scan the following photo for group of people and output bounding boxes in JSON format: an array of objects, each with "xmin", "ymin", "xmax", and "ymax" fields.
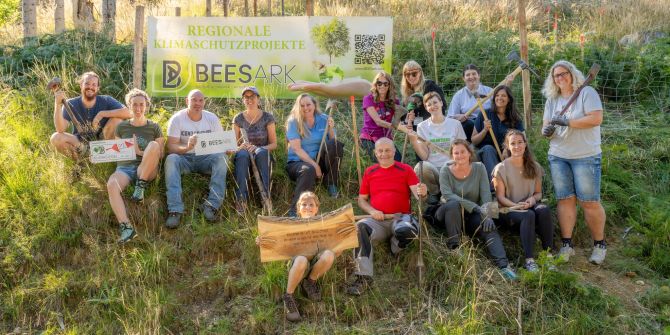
[{"xmin": 50, "ymin": 57, "xmax": 607, "ymax": 322}]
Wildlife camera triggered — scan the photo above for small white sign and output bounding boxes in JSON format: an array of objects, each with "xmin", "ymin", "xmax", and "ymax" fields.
[
  {"xmin": 89, "ymin": 139, "xmax": 137, "ymax": 163},
  {"xmin": 194, "ymin": 131, "xmax": 237, "ymax": 156}
]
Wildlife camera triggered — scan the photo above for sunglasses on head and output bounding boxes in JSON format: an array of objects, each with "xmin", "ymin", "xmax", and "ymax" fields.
[
  {"xmin": 375, "ymin": 81, "xmax": 390, "ymax": 87},
  {"xmin": 404, "ymin": 71, "xmax": 421, "ymax": 78}
]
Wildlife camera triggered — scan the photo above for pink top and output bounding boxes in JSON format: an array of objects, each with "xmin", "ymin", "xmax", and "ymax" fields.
[{"xmin": 360, "ymin": 93, "xmax": 398, "ymax": 141}]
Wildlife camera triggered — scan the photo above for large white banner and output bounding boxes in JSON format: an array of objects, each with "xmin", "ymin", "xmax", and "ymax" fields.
[{"xmin": 147, "ymin": 16, "xmax": 393, "ymax": 98}]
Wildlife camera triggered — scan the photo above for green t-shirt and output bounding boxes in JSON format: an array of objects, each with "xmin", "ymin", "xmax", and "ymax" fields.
[{"xmin": 115, "ymin": 119, "xmax": 163, "ymax": 167}]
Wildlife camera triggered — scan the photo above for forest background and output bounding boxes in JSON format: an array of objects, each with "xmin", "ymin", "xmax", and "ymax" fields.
[{"xmin": 0, "ymin": 0, "xmax": 669, "ymax": 333}]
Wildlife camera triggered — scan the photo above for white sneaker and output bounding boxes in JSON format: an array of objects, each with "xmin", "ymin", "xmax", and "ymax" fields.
[
  {"xmin": 589, "ymin": 246, "xmax": 607, "ymax": 265},
  {"xmin": 558, "ymin": 245, "xmax": 575, "ymax": 261}
]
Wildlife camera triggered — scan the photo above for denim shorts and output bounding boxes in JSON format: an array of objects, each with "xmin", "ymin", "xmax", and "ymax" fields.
[
  {"xmin": 548, "ymin": 153, "xmax": 601, "ymax": 202},
  {"xmin": 115, "ymin": 165, "xmax": 138, "ymax": 182}
]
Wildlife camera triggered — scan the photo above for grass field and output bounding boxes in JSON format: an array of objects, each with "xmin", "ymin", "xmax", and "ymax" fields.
[{"xmin": 1, "ymin": 1, "xmax": 670, "ymax": 333}]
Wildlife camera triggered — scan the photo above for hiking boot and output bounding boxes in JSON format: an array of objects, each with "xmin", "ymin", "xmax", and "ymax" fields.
[
  {"xmin": 524, "ymin": 259, "xmax": 539, "ymax": 273},
  {"xmin": 200, "ymin": 203, "xmax": 218, "ymax": 222},
  {"xmin": 499, "ymin": 266, "xmax": 518, "ymax": 281},
  {"xmin": 282, "ymin": 293, "xmax": 301, "ymax": 322},
  {"xmin": 76, "ymin": 143, "xmax": 89, "ymax": 158},
  {"xmin": 558, "ymin": 245, "xmax": 576, "ymax": 262},
  {"xmin": 589, "ymin": 245, "xmax": 607, "ymax": 265},
  {"xmin": 301, "ymin": 278, "xmax": 321, "ymax": 301},
  {"xmin": 131, "ymin": 179, "xmax": 148, "ymax": 202},
  {"xmin": 118, "ymin": 222, "xmax": 136, "ymax": 244},
  {"xmin": 165, "ymin": 212, "xmax": 181, "ymax": 229},
  {"xmin": 346, "ymin": 275, "xmax": 373, "ymax": 296},
  {"xmin": 327, "ymin": 184, "xmax": 339, "ymax": 198},
  {"xmin": 234, "ymin": 200, "xmax": 247, "ymax": 215}
]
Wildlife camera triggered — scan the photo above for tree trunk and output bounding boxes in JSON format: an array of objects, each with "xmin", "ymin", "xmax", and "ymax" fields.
[
  {"xmin": 206, "ymin": 0, "xmax": 212, "ymax": 16},
  {"xmin": 55, "ymin": 0, "xmax": 65, "ymax": 33},
  {"xmin": 73, "ymin": 0, "xmax": 95, "ymax": 30},
  {"xmin": 267, "ymin": 0, "xmax": 271, "ymax": 16},
  {"xmin": 101, "ymin": 0, "xmax": 116, "ymax": 41},
  {"xmin": 253, "ymin": 0, "xmax": 257, "ymax": 16},
  {"xmin": 305, "ymin": 0, "xmax": 314, "ymax": 16},
  {"xmin": 22, "ymin": 0, "xmax": 37, "ymax": 41},
  {"xmin": 244, "ymin": 0, "xmax": 249, "ymax": 16},
  {"xmin": 223, "ymin": 0, "xmax": 228, "ymax": 17}
]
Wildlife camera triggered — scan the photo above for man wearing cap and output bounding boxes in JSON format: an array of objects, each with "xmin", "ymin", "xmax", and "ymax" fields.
[
  {"xmin": 231, "ymin": 86, "xmax": 277, "ymax": 213},
  {"xmin": 164, "ymin": 89, "xmax": 228, "ymax": 227}
]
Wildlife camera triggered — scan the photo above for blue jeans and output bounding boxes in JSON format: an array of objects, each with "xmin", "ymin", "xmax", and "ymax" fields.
[
  {"xmin": 164, "ymin": 153, "xmax": 228, "ymax": 213},
  {"xmin": 233, "ymin": 148, "xmax": 270, "ymax": 201},
  {"xmin": 115, "ymin": 164, "xmax": 138, "ymax": 182},
  {"xmin": 477, "ymin": 144, "xmax": 500, "ymax": 186},
  {"xmin": 548, "ymin": 153, "xmax": 601, "ymax": 202}
]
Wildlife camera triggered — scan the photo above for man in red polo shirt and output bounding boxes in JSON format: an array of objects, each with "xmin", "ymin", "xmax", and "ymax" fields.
[{"xmin": 347, "ymin": 137, "xmax": 427, "ymax": 296}]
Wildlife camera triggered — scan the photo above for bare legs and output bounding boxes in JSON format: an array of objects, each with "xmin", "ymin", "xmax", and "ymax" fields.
[
  {"xmin": 50, "ymin": 117, "xmax": 124, "ymax": 159},
  {"xmin": 287, "ymin": 79, "xmax": 371, "ymax": 99},
  {"xmin": 286, "ymin": 250, "xmax": 336, "ymax": 294},
  {"xmin": 557, "ymin": 196, "xmax": 606, "ymax": 241},
  {"xmin": 106, "ymin": 140, "xmax": 162, "ymax": 224}
]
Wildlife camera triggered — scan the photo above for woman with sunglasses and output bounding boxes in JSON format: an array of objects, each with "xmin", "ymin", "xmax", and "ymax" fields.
[
  {"xmin": 400, "ymin": 60, "xmax": 447, "ymax": 129},
  {"xmin": 360, "ymin": 71, "xmax": 401, "ymax": 162},
  {"xmin": 541, "ymin": 60, "xmax": 607, "ymax": 265},
  {"xmin": 232, "ymin": 86, "xmax": 277, "ymax": 214}
]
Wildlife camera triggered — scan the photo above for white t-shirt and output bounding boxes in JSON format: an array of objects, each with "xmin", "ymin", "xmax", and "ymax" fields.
[
  {"xmin": 446, "ymin": 85, "xmax": 493, "ymax": 119},
  {"xmin": 167, "ymin": 109, "xmax": 223, "ymax": 154},
  {"xmin": 417, "ymin": 117, "xmax": 466, "ymax": 168},
  {"xmin": 543, "ymin": 86, "xmax": 602, "ymax": 159}
]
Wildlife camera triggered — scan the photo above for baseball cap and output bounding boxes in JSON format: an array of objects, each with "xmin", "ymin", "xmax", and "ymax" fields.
[{"xmin": 242, "ymin": 86, "xmax": 260, "ymax": 97}]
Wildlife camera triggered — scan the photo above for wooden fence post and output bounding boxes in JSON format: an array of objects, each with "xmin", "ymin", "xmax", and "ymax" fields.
[
  {"xmin": 281, "ymin": 0, "xmax": 285, "ymax": 16},
  {"xmin": 55, "ymin": 0, "xmax": 65, "ymax": 33},
  {"xmin": 133, "ymin": 6, "xmax": 145, "ymax": 89},
  {"xmin": 518, "ymin": 0, "xmax": 532, "ymax": 128},
  {"xmin": 253, "ymin": 0, "xmax": 258, "ymax": 16},
  {"xmin": 223, "ymin": 0, "xmax": 229, "ymax": 17},
  {"xmin": 206, "ymin": 0, "xmax": 212, "ymax": 16},
  {"xmin": 175, "ymin": 7, "xmax": 181, "ymax": 16},
  {"xmin": 245, "ymin": 0, "xmax": 249, "ymax": 16}
]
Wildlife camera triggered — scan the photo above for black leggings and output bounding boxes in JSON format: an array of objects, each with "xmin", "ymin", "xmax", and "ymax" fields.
[
  {"xmin": 499, "ymin": 204, "xmax": 554, "ymax": 259},
  {"xmin": 434, "ymin": 200, "xmax": 509, "ymax": 268}
]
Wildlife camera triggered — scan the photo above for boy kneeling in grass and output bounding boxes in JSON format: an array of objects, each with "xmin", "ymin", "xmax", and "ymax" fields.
[{"xmin": 257, "ymin": 191, "xmax": 338, "ymax": 322}]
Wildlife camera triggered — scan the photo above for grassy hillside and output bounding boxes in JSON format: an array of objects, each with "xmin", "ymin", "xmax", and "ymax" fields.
[{"xmin": 1, "ymin": 11, "xmax": 670, "ymax": 335}]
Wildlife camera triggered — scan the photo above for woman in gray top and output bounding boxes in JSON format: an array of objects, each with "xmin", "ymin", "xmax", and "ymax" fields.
[
  {"xmin": 232, "ymin": 86, "xmax": 277, "ymax": 213},
  {"xmin": 541, "ymin": 60, "xmax": 607, "ymax": 265},
  {"xmin": 433, "ymin": 139, "xmax": 516, "ymax": 280}
]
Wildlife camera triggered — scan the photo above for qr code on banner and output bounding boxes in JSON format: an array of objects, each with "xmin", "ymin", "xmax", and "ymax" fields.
[{"xmin": 354, "ymin": 34, "xmax": 385, "ymax": 65}]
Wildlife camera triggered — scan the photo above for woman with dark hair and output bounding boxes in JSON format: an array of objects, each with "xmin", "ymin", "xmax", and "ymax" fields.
[
  {"xmin": 360, "ymin": 71, "xmax": 401, "ymax": 162},
  {"xmin": 471, "ymin": 85, "xmax": 524, "ymax": 183},
  {"xmin": 492, "ymin": 130, "xmax": 554, "ymax": 272},
  {"xmin": 541, "ymin": 60, "xmax": 607, "ymax": 265},
  {"xmin": 232, "ymin": 86, "xmax": 277, "ymax": 213},
  {"xmin": 434, "ymin": 139, "xmax": 517, "ymax": 280},
  {"xmin": 400, "ymin": 60, "xmax": 447, "ymax": 128},
  {"xmin": 285, "ymin": 93, "xmax": 344, "ymax": 216}
]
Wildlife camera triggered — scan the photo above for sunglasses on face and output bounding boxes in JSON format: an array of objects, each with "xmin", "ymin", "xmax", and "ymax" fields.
[
  {"xmin": 404, "ymin": 71, "xmax": 421, "ymax": 78},
  {"xmin": 553, "ymin": 71, "xmax": 571, "ymax": 80},
  {"xmin": 375, "ymin": 81, "xmax": 390, "ymax": 87}
]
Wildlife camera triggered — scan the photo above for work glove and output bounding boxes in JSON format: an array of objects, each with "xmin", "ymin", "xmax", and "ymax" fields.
[
  {"xmin": 481, "ymin": 218, "xmax": 496, "ymax": 232},
  {"xmin": 541, "ymin": 124, "xmax": 556, "ymax": 137},
  {"xmin": 550, "ymin": 115, "xmax": 569, "ymax": 127}
]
